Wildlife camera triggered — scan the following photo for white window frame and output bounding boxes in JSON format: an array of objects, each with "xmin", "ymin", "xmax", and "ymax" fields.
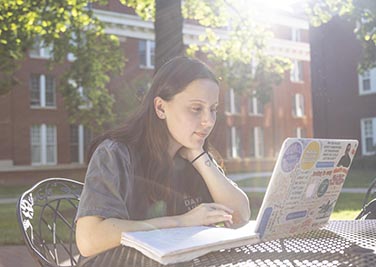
[
  {"xmin": 359, "ymin": 68, "xmax": 376, "ymax": 95},
  {"xmin": 254, "ymin": 127, "xmax": 264, "ymax": 158},
  {"xmin": 361, "ymin": 118, "xmax": 376, "ymax": 156},
  {"xmin": 290, "ymin": 60, "xmax": 303, "ymax": 82},
  {"xmin": 70, "ymin": 124, "xmax": 86, "ymax": 163},
  {"xmin": 228, "ymin": 126, "xmax": 242, "ymax": 158},
  {"xmin": 296, "ymin": 127, "xmax": 306, "ymax": 138},
  {"xmin": 248, "ymin": 96, "xmax": 263, "ymax": 116},
  {"xmin": 293, "ymin": 93, "xmax": 305, "ymax": 117},
  {"xmin": 225, "ymin": 89, "xmax": 241, "ymax": 114},
  {"xmin": 30, "ymin": 74, "xmax": 56, "ymax": 108},
  {"xmin": 29, "ymin": 37, "xmax": 53, "ymax": 59},
  {"xmin": 139, "ymin": 39, "xmax": 155, "ymax": 69},
  {"xmin": 292, "ymin": 28, "xmax": 301, "ymax": 42},
  {"xmin": 30, "ymin": 124, "xmax": 57, "ymax": 165}
]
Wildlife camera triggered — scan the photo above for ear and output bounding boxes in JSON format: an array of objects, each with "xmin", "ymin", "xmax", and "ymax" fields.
[{"xmin": 154, "ymin": 97, "xmax": 166, "ymax": 119}]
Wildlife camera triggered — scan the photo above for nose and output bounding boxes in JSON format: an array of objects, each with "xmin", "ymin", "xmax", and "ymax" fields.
[{"xmin": 201, "ymin": 109, "xmax": 216, "ymax": 127}]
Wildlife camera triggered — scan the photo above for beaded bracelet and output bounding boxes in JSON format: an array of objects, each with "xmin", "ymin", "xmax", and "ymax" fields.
[{"xmin": 190, "ymin": 151, "xmax": 207, "ymax": 164}]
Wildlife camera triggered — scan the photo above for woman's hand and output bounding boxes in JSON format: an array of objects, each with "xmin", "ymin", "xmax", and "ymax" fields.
[{"xmin": 178, "ymin": 203, "xmax": 233, "ymax": 227}]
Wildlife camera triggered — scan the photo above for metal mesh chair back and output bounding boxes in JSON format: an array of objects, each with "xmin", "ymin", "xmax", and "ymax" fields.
[
  {"xmin": 356, "ymin": 177, "xmax": 376, "ymax": 220},
  {"xmin": 16, "ymin": 178, "xmax": 83, "ymax": 267}
]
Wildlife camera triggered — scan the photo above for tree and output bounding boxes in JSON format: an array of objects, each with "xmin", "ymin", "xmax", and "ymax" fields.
[
  {"xmin": 307, "ymin": 0, "xmax": 376, "ymax": 71},
  {"xmin": 121, "ymin": 0, "xmax": 290, "ymax": 100},
  {"xmin": 0, "ymin": 0, "xmax": 124, "ymax": 131}
]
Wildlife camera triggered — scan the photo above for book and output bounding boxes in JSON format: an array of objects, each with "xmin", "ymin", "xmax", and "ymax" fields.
[{"xmin": 121, "ymin": 221, "xmax": 259, "ymax": 265}]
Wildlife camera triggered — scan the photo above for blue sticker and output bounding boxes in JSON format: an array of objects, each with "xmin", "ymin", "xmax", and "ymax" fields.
[
  {"xmin": 256, "ymin": 207, "xmax": 273, "ymax": 239},
  {"xmin": 316, "ymin": 161, "xmax": 335, "ymax": 168},
  {"xmin": 281, "ymin": 142, "xmax": 302, "ymax": 173},
  {"xmin": 286, "ymin": 210, "xmax": 307, "ymax": 220},
  {"xmin": 317, "ymin": 179, "xmax": 329, "ymax": 197}
]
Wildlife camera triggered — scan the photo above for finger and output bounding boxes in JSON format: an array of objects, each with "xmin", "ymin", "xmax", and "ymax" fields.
[
  {"xmin": 205, "ymin": 203, "xmax": 234, "ymax": 214},
  {"xmin": 207, "ymin": 210, "xmax": 233, "ymax": 218},
  {"xmin": 204, "ymin": 214, "xmax": 233, "ymax": 226}
]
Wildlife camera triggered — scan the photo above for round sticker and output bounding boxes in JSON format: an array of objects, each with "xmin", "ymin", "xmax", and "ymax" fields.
[
  {"xmin": 301, "ymin": 141, "xmax": 320, "ymax": 170},
  {"xmin": 317, "ymin": 179, "xmax": 329, "ymax": 197},
  {"xmin": 281, "ymin": 142, "xmax": 302, "ymax": 173}
]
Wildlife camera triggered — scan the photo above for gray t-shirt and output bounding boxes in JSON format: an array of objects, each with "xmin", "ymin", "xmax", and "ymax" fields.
[{"xmin": 76, "ymin": 139, "xmax": 215, "ymax": 221}]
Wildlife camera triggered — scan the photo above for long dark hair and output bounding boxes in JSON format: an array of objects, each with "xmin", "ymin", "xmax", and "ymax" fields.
[{"xmin": 88, "ymin": 56, "xmax": 219, "ymax": 201}]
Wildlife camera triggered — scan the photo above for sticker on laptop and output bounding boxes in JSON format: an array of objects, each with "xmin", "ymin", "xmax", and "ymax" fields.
[{"xmin": 281, "ymin": 142, "xmax": 302, "ymax": 173}]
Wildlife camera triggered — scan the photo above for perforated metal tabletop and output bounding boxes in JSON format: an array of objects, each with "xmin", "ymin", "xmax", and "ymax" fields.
[{"xmin": 78, "ymin": 220, "xmax": 376, "ymax": 267}]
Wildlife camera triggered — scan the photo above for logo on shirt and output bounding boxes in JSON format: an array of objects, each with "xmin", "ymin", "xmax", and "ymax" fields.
[{"xmin": 184, "ymin": 195, "xmax": 203, "ymax": 210}]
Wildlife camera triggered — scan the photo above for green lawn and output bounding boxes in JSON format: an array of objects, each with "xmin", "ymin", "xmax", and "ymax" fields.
[
  {"xmin": 1, "ymin": 168, "xmax": 374, "ymax": 246},
  {"xmin": 236, "ymin": 168, "xmax": 376, "ymax": 189}
]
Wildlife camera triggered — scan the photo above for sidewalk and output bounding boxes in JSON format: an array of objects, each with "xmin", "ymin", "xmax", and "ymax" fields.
[{"xmin": 0, "ymin": 245, "xmax": 37, "ymax": 267}]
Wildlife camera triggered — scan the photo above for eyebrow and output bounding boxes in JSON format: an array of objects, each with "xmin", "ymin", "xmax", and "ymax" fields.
[{"xmin": 189, "ymin": 99, "xmax": 218, "ymax": 106}]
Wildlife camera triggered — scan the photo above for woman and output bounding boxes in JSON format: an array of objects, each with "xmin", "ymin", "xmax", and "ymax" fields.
[{"xmin": 76, "ymin": 56, "xmax": 250, "ymax": 257}]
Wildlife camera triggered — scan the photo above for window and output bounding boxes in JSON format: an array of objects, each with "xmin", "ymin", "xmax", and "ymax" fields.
[
  {"xmin": 361, "ymin": 118, "xmax": 376, "ymax": 156},
  {"xmin": 248, "ymin": 95, "xmax": 264, "ymax": 115},
  {"xmin": 249, "ymin": 127, "xmax": 264, "ymax": 158},
  {"xmin": 70, "ymin": 124, "xmax": 92, "ymax": 163},
  {"xmin": 292, "ymin": 94, "xmax": 305, "ymax": 117},
  {"xmin": 291, "ymin": 28, "xmax": 301, "ymax": 42},
  {"xmin": 30, "ymin": 74, "xmax": 56, "ymax": 108},
  {"xmin": 225, "ymin": 89, "xmax": 241, "ymax": 114},
  {"xmin": 139, "ymin": 40, "xmax": 155, "ymax": 68},
  {"xmin": 29, "ymin": 37, "xmax": 53, "ymax": 58},
  {"xmin": 296, "ymin": 127, "xmax": 306, "ymax": 138},
  {"xmin": 30, "ymin": 124, "xmax": 57, "ymax": 165},
  {"xmin": 68, "ymin": 79, "xmax": 92, "ymax": 109},
  {"xmin": 227, "ymin": 126, "xmax": 242, "ymax": 158},
  {"xmin": 359, "ymin": 68, "xmax": 376, "ymax": 95},
  {"xmin": 290, "ymin": 60, "xmax": 303, "ymax": 82}
]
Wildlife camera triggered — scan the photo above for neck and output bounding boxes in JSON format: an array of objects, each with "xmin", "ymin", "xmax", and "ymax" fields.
[{"xmin": 167, "ymin": 138, "xmax": 182, "ymax": 158}]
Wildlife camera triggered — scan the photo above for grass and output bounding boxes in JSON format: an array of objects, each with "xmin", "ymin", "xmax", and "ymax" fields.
[
  {"xmin": 1, "ymin": 168, "xmax": 374, "ymax": 246},
  {"xmin": 236, "ymin": 168, "xmax": 376, "ymax": 189}
]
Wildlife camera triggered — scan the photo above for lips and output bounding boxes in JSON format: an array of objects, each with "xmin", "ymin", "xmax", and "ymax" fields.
[{"xmin": 195, "ymin": 132, "xmax": 209, "ymax": 138}]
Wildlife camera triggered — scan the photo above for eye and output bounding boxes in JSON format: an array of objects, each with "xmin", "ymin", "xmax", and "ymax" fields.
[{"xmin": 192, "ymin": 106, "xmax": 203, "ymax": 113}]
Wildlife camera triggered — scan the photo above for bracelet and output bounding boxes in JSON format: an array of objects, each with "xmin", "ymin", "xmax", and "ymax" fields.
[{"xmin": 191, "ymin": 151, "xmax": 207, "ymax": 164}]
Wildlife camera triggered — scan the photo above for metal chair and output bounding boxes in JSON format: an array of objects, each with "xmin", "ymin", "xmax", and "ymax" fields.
[
  {"xmin": 355, "ymin": 177, "xmax": 376, "ymax": 220},
  {"xmin": 16, "ymin": 178, "xmax": 83, "ymax": 267}
]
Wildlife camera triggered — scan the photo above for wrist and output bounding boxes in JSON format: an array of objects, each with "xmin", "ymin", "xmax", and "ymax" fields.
[{"xmin": 190, "ymin": 151, "xmax": 207, "ymax": 164}]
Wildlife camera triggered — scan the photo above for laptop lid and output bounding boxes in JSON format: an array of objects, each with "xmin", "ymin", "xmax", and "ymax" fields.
[{"xmin": 254, "ymin": 138, "xmax": 358, "ymax": 239}]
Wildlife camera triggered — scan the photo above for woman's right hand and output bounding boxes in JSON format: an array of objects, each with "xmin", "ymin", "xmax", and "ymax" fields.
[{"xmin": 178, "ymin": 203, "xmax": 233, "ymax": 227}]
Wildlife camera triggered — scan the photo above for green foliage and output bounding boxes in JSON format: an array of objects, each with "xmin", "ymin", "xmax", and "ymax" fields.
[
  {"xmin": 188, "ymin": 1, "xmax": 290, "ymax": 101},
  {"xmin": 307, "ymin": 0, "xmax": 376, "ymax": 70},
  {"xmin": 0, "ymin": 0, "xmax": 124, "ymax": 131}
]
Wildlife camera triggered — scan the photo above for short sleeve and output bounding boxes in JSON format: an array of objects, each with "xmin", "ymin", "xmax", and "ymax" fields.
[{"xmin": 76, "ymin": 140, "xmax": 133, "ymax": 221}]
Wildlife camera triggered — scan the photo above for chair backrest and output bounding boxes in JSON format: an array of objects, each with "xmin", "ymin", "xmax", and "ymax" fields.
[
  {"xmin": 16, "ymin": 178, "xmax": 83, "ymax": 267},
  {"xmin": 356, "ymin": 177, "xmax": 376, "ymax": 220}
]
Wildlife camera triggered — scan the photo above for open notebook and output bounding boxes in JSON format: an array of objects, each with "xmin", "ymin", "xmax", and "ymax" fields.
[{"xmin": 121, "ymin": 138, "xmax": 358, "ymax": 265}]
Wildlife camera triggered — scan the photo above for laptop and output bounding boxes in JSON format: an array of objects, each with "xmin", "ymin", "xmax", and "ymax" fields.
[
  {"xmin": 120, "ymin": 137, "xmax": 359, "ymax": 264},
  {"xmin": 253, "ymin": 137, "xmax": 358, "ymax": 240}
]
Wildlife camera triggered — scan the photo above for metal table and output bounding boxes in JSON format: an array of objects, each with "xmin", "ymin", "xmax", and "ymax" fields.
[{"xmin": 78, "ymin": 220, "xmax": 376, "ymax": 267}]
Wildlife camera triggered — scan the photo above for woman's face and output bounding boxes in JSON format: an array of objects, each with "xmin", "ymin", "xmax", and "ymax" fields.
[{"xmin": 157, "ymin": 79, "xmax": 219, "ymax": 153}]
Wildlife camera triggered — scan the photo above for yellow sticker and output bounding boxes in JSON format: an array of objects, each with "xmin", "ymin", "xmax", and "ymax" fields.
[{"xmin": 301, "ymin": 141, "xmax": 320, "ymax": 170}]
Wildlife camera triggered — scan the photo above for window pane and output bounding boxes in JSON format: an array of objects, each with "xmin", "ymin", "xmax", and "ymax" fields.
[
  {"xmin": 249, "ymin": 127, "xmax": 255, "ymax": 157},
  {"xmin": 30, "ymin": 125, "xmax": 41, "ymax": 164},
  {"xmin": 149, "ymin": 41, "xmax": 155, "ymax": 67},
  {"xmin": 30, "ymin": 74, "xmax": 41, "ymax": 106},
  {"xmin": 234, "ymin": 127, "xmax": 242, "ymax": 157},
  {"xmin": 138, "ymin": 40, "xmax": 147, "ymax": 66},
  {"xmin": 46, "ymin": 125, "xmax": 56, "ymax": 163},
  {"xmin": 234, "ymin": 93, "xmax": 241, "ymax": 114},
  {"xmin": 363, "ymin": 79, "xmax": 371, "ymax": 91},
  {"xmin": 45, "ymin": 76, "xmax": 56, "ymax": 107},
  {"xmin": 70, "ymin": 125, "xmax": 79, "ymax": 162}
]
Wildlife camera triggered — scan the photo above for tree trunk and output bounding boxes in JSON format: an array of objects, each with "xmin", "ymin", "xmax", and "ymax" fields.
[{"xmin": 154, "ymin": 0, "xmax": 184, "ymax": 72}]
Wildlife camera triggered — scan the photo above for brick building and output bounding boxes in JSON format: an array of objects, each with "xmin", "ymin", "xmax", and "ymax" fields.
[
  {"xmin": 310, "ymin": 17, "xmax": 376, "ymax": 158},
  {"xmin": 0, "ymin": 3, "xmax": 312, "ymax": 183}
]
